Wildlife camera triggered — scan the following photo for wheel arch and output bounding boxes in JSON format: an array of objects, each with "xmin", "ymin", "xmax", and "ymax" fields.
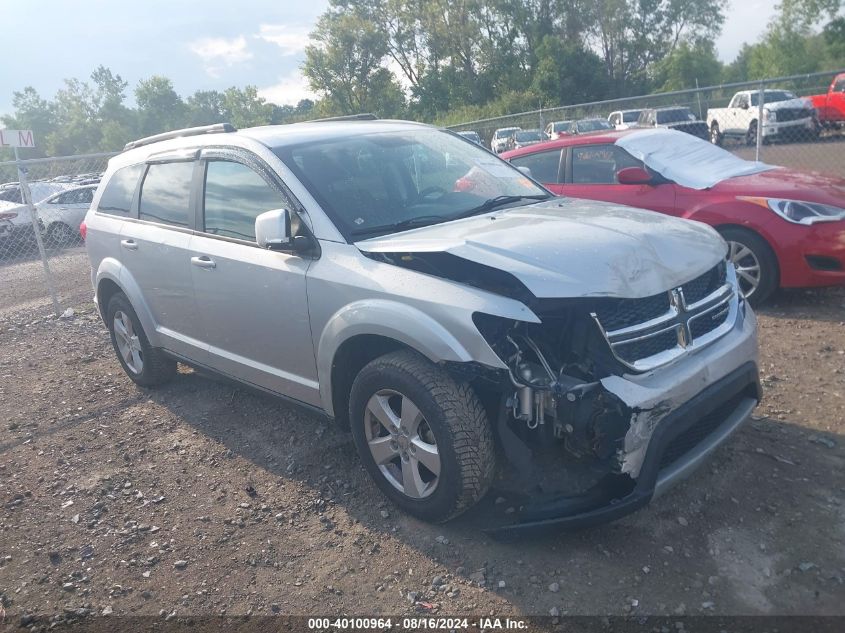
[
  {"xmin": 317, "ymin": 300, "xmax": 479, "ymax": 420},
  {"xmin": 95, "ymin": 258, "xmax": 160, "ymax": 346},
  {"xmin": 714, "ymin": 222, "xmax": 782, "ymax": 287}
]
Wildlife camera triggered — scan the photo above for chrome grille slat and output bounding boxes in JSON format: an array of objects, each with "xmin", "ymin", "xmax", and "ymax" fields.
[{"xmin": 591, "ymin": 263, "xmax": 739, "ymax": 372}]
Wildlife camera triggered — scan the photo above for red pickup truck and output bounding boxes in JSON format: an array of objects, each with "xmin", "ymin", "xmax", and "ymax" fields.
[{"xmin": 810, "ymin": 73, "xmax": 845, "ymax": 128}]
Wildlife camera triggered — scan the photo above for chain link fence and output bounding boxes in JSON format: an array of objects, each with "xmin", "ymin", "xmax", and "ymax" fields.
[
  {"xmin": 449, "ymin": 69, "xmax": 845, "ymax": 179},
  {"xmin": 0, "ymin": 152, "xmax": 117, "ymax": 318}
]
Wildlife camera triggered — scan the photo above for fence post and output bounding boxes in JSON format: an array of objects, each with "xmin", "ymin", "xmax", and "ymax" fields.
[
  {"xmin": 755, "ymin": 80, "xmax": 764, "ymax": 162},
  {"xmin": 14, "ymin": 146, "xmax": 61, "ymax": 316}
]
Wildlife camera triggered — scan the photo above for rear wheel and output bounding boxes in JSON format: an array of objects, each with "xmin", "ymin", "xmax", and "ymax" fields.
[
  {"xmin": 349, "ymin": 350, "xmax": 495, "ymax": 522},
  {"xmin": 106, "ymin": 292, "xmax": 176, "ymax": 387},
  {"xmin": 46, "ymin": 223, "xmax": 77, "ymax": 248},
  {"xmin": 719, "ymin": 227, "xmax": 778, "ymax": 306}
]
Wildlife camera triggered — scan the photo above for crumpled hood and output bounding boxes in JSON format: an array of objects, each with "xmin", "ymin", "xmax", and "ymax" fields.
[{"xmin": 355, "ymin": 199, "xmax": 726, "ymax": 299}]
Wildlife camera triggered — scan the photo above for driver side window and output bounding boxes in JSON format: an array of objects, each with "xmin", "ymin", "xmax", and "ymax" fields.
[
  {"xmin": 203, "ymin": 160, "xmax": 295, "ymax": 242},
  {"xmin": 571, "ymin": 145, "xmax": 643, "ymax": 185}
]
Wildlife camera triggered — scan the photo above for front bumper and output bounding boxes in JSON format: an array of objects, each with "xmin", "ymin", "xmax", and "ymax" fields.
[
  {"xmin": 487, "ymin": 362, "xmax": 760, "ymax": 538},
  {"xmin": 761, "ymin": 117, "xmax": 815, "ymax": 138},
  {"xmin": 486, "ymin": 302, "xmax": 760, "ymax": 537},
  {"xmin": 773, "ymin": 220, "xmax": 845, "ymax": 288}
]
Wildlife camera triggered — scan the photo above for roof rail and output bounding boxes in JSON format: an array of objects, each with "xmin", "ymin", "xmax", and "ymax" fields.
[
  {"xmin": 309, "ymin": 113, "xmax": 378, "ymax": 123},
  {"xmin": 123, "ymin": 123, "xmax": 236, "ymax": 151}
]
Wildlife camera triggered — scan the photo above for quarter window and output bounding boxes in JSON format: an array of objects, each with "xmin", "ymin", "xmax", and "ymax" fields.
[
  {"xmin": 571, "ymin": 145, "xmax": 643, "ymax": 184},
  {"xmin": 138, "ymin": 162, "xmax": 194, "ymax": 227},
  {"xmin": 98, "ymin": 164, "xmax": 144, "ymax": 216},
  {"xmin": 509, "ymin": 150, "xmax": 562, "ymax": 184},
  {"xmin": 202, "ymin": 161, "xmax": 286, "ymax": 241}
]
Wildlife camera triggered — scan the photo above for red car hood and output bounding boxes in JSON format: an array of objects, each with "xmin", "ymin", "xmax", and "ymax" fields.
[{"xmin": 711, "ymin": 168, "xmax": 845, "ymax": 206}]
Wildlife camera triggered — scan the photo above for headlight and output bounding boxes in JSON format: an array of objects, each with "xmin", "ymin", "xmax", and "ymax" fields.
[
  {"xmin": 763, "ymin": 108, "xmax": 775, "ymax": 122},
  {"xmin": 739, "ymin": 196, "xmax": 845, "ymax": 225}
]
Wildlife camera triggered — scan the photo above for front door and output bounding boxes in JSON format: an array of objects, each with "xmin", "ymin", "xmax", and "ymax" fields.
[
  {"xmin": 559, "ymin": 144, "xmax": 677, "ymax": 215},
  {"xmin": 189, "ymin": 153, "xmax": 320, "ymax": 407}
]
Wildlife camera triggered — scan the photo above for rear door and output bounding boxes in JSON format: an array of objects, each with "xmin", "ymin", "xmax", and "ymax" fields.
[
  {"xmin": 189, "ymin": 149, "xmax": 319, "ymax": 407},
  {"xmin": 118, "ymin": 156, "xmax": 207, "ymax": 362},
  {"xmin": 560, "ymin": 143, "xmax": 677, "ymax": 214}
]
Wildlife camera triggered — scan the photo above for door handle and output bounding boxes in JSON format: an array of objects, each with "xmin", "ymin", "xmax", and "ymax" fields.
[
  {"xmin": 191, "ymin": 255, "xmax": 216, "ymax": 269},
  {"xmin": 120, "ymin": 239, "xmax": 138, "ymax": 251}
]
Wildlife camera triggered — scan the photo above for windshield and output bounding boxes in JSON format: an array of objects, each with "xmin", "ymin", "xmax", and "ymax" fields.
[
  {"xmin": 495, "ymin": 128, "xmax": 519, "ymax": 139},
  {"xmin": 750, "ymin": 91, "xmax": 796, "ymax": 105},
  {"xmin": 577, "ymin": 119, "xmax": 611, "ymax": 132},
  {"xmin": 274, "ymin": 128, "xmax": 549, "ymax": 240},
  {"xmin": 622, "ymin": 111, "xmax": 641, "ymax": 122},
  {"xmin": 656, "ymin": 109, "xmax": 695, "ymax": 124},
  {"xmin": 515, "ymin": 130, "xmax": 543, "ymax": 142}
]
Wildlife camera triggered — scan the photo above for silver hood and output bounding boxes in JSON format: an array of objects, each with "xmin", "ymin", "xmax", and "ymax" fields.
[{"xmin": 355, "ymin": 198, "xmax": 726, "ymax": 299}]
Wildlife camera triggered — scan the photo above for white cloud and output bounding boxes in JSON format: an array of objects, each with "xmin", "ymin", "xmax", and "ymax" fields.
[
  {"xmin": 258, "ymin": 72, "xmax": 317, "ymax": 106},
  {"xmin": 189, "ymin": 36, "xmax": 253, "ymax": 76},
  {"xmin": 255, "ymin": 24, "xmax": 311, "ymax": 56}
]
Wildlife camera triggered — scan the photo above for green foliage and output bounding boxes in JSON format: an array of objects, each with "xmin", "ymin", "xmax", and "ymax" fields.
[{"xmin": 653, "ymin": 40, "xmax": 723, "ymax": 91}]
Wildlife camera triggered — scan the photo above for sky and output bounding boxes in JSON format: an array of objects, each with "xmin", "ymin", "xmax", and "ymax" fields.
[{"xmin": 0, "ymin": 0, "xmax": 778, "ymax": 115}]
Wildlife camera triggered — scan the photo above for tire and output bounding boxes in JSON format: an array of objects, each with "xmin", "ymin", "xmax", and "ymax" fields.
[
  {"xmin": 46, "ymin": 223, "xmax": 76, "ymax": 248},
  {"xmin": 349, "ymin": 350, "xmax": 495, "ymax": 522},
  {"xmin": 710, "ymin": 122, "xmax": 722, "ymax": 146},
  {"xmin": 719, "ymin": 227, "xmax": 778, "ymax": 307},
  {"xmin": 745, "ymin": 121, "xmax": 758, "ymax": 146},
  {"xmin": 106, "ymin": 292, "xmax": 177, "ymax": 387}
]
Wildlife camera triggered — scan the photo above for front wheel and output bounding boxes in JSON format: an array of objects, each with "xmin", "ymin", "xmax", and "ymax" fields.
[
  {"xmin": 710, "ymin": 122, "xmax": 722, "ymax": 146},
  {"xmin": 745, "ymin": 121, "xmax": 758, "ymax": 146},
  {"xmin": 349, "ymin": 350, "xmax": 495, "ymax": 522},
  {"xmin": 719, "ymin": 227, "xmax": 778, "ymax": 306}
]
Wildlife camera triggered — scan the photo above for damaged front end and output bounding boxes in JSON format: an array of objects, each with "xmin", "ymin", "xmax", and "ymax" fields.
[{"xmin": 465, "ymin": 263, "xmax": 761, "ymax": 537}]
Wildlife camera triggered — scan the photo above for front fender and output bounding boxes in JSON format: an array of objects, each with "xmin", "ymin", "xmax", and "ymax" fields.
[
  {"xmin": 316, "ymin": 299, "xmax": 500, "ymax": 417},
  {"xmin": 95, "ymin": 257, "xmax": 160, "ymax": 347}
]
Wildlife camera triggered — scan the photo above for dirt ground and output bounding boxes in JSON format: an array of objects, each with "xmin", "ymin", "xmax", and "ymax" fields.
[{"xmin": 0, "ymin": 263, "xmax": 844, "ymax": 625}]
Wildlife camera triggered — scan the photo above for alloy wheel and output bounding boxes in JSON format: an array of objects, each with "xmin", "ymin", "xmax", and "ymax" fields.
[
  {"xmin": 113, "ymin": 310, "xmax": 144, "ymax": 374},
  {"xmin": 727, "ymin": 240, "xmax": 761, "ymax": 299},
  {"xmin": 363, "ymin": 389, "xmax": 440, "ymax": 499}
]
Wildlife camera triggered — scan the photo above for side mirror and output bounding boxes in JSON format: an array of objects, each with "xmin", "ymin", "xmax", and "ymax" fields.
[
  {"xmin": 255, "ymin": 208, "xmax": 292, "ymax": 249},
  {"xmin": 617, "ymin": 166, "xmax": 653, "ymax": 185},
  {"xmin": 516, "ymin": 165, "xmax": 533, "ymax": 178}
]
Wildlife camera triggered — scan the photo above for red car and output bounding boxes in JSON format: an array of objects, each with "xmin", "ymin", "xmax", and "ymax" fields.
[
  {"xmin": 501, "ymin": 128, "xmax": 845, "ymax": 304},
  {"xmin": 810, "ymin": 72, "xmax": 845, "ymax": 129}
]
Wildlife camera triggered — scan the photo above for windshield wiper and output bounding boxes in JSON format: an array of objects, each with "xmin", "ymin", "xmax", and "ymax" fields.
[
  {"xmin": 454, "ymin": 194, "xmax": 551, "ymax": 220},
  {"xmin": 350, "ymin": 214, "xmax": 449, "ymax": 238}
]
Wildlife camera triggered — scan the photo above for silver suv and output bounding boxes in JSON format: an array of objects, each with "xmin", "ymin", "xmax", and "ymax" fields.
[{"xmin": 85, "ymin": 120, "xmax": 761, "ymax": 536}]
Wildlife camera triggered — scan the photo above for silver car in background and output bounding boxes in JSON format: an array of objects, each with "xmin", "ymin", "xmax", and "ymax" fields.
[{"xmin": 84, "ymin": 120, "xmax": 760, "ymax": 536}]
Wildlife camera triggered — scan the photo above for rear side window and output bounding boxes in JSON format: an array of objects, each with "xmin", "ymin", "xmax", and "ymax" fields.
[
  {"xmin": 571, "ymin": 145, "xmax": 642, "ymax": 184},
  {"xmin": 139, "ymin": 162, "xmax": 194, "ymax": 227},
  {"xmin": 98, "ymin": 164, "xmax": 143, "ymax": 216},
  {"xmin": 510, "ymin": 150, "xmax": 562, "ymax": 184},
  {"xmin": 203, "ymin": 161, "xmax": 285, "ymax": 241}
]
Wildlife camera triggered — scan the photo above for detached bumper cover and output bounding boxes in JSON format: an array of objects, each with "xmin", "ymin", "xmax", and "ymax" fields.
[{"xmin": 486, "ymin": 361, "xmax": 761, "ymax": 538}]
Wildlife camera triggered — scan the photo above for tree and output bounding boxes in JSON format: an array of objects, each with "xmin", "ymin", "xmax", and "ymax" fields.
[
  {"xmin": 187, "ymin": 90, "xmax": 227, "ymax": 126},
  {"xmin": 221, "ymin": 86, "xmax": 274, "ymax": 128},
  {"xmin": 135, "ymin": 76, "xmax": 187, "ymax": 136},
  {"xmin": 0, "ymin": 87, "xmax": 54, "ymax": 158},
  {"xmin": 530, "ymin": 36, "xmax": 610, "ymax": 106},
  {"xmin": 303, "ymin": 9, "xmax": 406, "ymax": 115},
  {"xmin": 653, "ymin": 39, "xmax": 723, "ymax": 91}
]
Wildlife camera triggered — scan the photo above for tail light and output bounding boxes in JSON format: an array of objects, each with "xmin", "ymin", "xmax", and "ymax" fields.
[
  {"xmin": 0, "ymin": 212, "xmax": 18, "ymax": 220},
  {"xmin": 79, "ymin": 220, "xmax": 87, "ymax": 241}
]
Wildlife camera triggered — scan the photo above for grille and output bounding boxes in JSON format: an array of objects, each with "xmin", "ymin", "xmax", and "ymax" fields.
[
  {"xmin": 659, "ymin": 393, "xmax": 745, "ymax": 470},
  {"xmin": 615, "ymin": 329, "xmax": 678, "ymax": 364},
  {"xmin": 592, "ymin": 293, "xmax": 669, "ymax": 331},
  {"xmin": 690, "ymin": 306, "xmax": 729, "ymax": 339},
  {"xmin": 681, "ymin": 262, "xmax": 726, "ymax": 304},
  {"xmin": 592, "ymin": 262, "xmax": 734, "ymax": 369},
  {"xmin": 775, "ymin": 108, "xmax": 811, "ymax": 122}
]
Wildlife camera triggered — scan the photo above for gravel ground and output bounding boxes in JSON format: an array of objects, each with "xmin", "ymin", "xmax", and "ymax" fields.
[{"xmin": 0, "ymin": 260, "xmax": 844, "ymax": 626}]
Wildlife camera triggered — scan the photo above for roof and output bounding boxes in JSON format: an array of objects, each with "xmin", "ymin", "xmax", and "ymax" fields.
[
  {"xmin": 500, "ymin": 129, "xmax": 635, "ymax": 159},
  {"xmin": 240, "ymin": 119, "xmax": 431, "ymax": 148}
]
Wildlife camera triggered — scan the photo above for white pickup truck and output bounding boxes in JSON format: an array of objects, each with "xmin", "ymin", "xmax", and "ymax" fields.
[{"xmin": 707, "ymin": 89, "xmax": 817, "ymax": 145}]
